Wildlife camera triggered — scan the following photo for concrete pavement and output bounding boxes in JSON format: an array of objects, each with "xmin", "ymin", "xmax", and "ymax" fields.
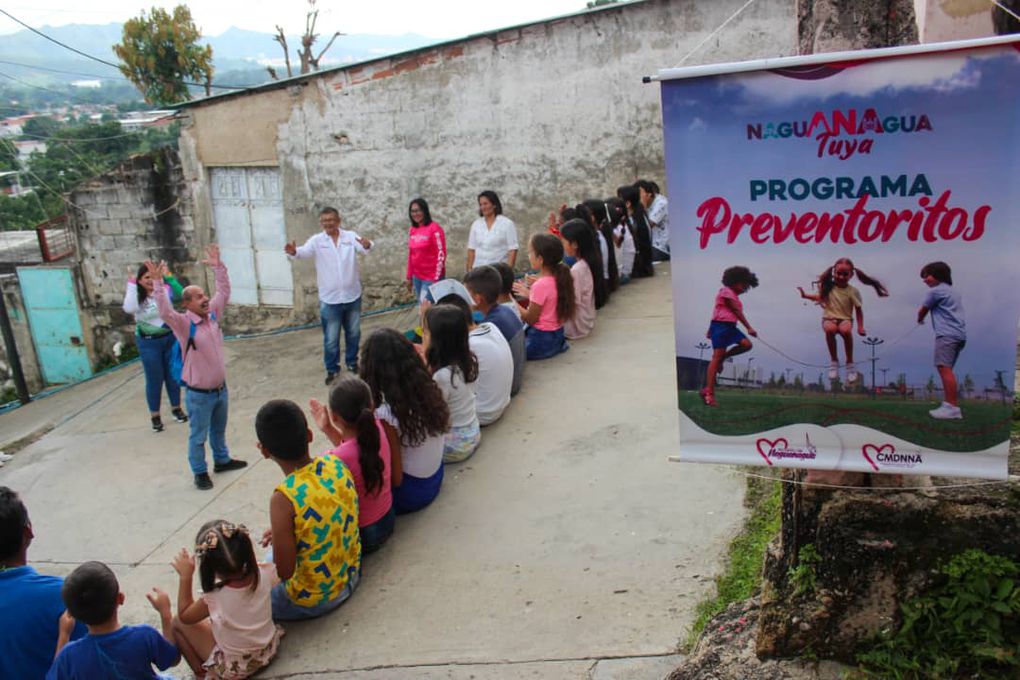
[{"xmin": 0, "ymin": 265, "xmax": 745, "ymax": 679}]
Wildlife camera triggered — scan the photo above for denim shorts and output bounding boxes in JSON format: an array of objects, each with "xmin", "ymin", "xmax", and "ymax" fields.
[
  {"xmin": 361, "ymin": 505, "xmax": 396, "ymax": 554},
  {"xmin": 525, "ymin": 326, "xmax": 568, "ymax": 360},
  {"xmin": 271, "ymin": 569, "xmax": 360, "ymax": 622},
  {"xmin": 709, "ymin": 321, "xmax": 746, "ymax": 350}
]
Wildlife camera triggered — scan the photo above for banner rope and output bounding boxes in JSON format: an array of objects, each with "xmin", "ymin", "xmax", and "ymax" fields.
[
  {"xmin": 671, "ymin": 0, "xmax": 760, "ymax": 68},
  {"xmin": 990, "ymin": 0, "xmax": 1020, "ymax": 22}
]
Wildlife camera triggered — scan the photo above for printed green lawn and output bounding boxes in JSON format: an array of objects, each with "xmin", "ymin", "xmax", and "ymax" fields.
[{"xmin": 679, "ymin": 391, "xmax": 1010, "ymax": 452}]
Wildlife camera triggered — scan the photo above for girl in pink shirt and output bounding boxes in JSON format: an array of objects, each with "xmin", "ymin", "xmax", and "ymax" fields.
[
  {"xmin": 311, "ymin": 375, "xmax": 396, "ymax": 553},
  {"xmin": 170, "ymin": 520, "xmax": 283, "ymax": 680},
  {"xmin": 560, "ymin": 219, "xmax": 598, "ymax": 340},
  {"xmin": 701, "ymin": 266, "xmax": 759, "ymax": 407},
  {"xmin": 512, "ymin": 233, "xmax": 576, "ymax": 360},
  {"xmin": 406, "ymin": 198, "xmax": 447, "ymax": 302}
]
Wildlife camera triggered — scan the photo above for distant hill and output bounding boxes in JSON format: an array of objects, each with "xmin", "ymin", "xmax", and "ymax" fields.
[{"xmin": 0, "ymin": 22, "xmax": 440, "ymax": 88}]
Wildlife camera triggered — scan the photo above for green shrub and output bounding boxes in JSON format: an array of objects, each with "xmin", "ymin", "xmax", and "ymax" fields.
[{"xmin": 856, "ymin": 549, "xmax": 1020, "ymax": 679}]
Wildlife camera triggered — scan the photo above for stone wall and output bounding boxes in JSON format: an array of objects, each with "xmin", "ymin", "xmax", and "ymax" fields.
[
  {"xmin": 177, "ymin": 0, "xmax": 798, "ymax": 330},
  {"xmin": 69, "ymin": 148, "xmax": 199, "ymax": 357},
  {"xmin": 0, "ymin": 273, "xmax": 43, "ymax": 394}
]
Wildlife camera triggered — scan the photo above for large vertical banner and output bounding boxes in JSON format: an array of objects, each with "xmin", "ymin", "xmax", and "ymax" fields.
[{"xmin": 662, "ymin": 38, "xmax": 1020, "ymax": 479}]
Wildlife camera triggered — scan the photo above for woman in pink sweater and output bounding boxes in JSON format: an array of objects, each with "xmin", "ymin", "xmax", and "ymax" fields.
[{"xmin": 406, "ymin": 198, "xmax": 447, "ymax": 301}]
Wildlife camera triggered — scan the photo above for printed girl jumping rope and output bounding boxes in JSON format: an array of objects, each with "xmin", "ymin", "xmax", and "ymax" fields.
[
  {"xmin": 798, "ymin": 257, "xmax": 888, "ymax": 384},
  {"xmin": 700, "ymin": 266, "xmax": 759, "ymax": 407}
]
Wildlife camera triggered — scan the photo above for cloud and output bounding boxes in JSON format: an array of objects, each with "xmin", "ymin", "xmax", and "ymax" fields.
[
  {"xmin": 688, "ymin": 116, "xmax": 707, "ymax": 132},
  {"xmin": 731, "ymin": 49, "xmax": 1016, "ymax": 105}
]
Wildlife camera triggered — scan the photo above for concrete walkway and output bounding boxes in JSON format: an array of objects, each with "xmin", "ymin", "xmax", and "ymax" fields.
[{"xmin": 0, "ymin": 265, "xmax": 745, "ymax": 679}]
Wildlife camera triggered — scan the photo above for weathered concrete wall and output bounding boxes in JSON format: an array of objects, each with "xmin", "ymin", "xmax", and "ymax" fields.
[
  {"xmin": 798, "ymin": 0, "xmax": 918, "ymax": 54},
  {"xmin": 178, "ymin": 0, "xmax": 798, "ymax": 328},
  {"xmin": 69, "ymin": 149, "xmax": 200, "ymax": 357},
  {"xmin": 0, "ymin": 274, "xmax": 44, "ymax": 393},
  {"xmin": 914, "ymin": 0, "xmax": 994, "ymax": 42}
]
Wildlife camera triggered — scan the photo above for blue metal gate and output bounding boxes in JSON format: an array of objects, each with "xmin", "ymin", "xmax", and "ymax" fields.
[{"xmin": 16, "ymin": 266, "xmax": 92, "ymax": 385}]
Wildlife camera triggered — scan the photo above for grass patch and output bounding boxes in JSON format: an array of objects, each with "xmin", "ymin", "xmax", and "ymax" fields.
[
  {"xmin": 679, "ymin": 391, "xmax": 1011, "ymax": 452},
  {"xmin": 684, "ymin": 471, "xmax": 782, "ymax": 650}
]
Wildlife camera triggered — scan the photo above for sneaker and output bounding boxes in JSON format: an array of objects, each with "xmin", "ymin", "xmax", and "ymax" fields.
[
  {"xmin": 151, "ymin": 416, "xmax": 164, "ymax": 432},
  {"xmin": 929, "ymin": 402, "xmax": 963, "ymax": 420},
  {"xmin": 346, "ymin": 363, "xmax": 358, "ymax": 374},
  {"xmin": 828, "ymin": 362, "xmax": 839, "ymax": 381},
  {"xmin": 0, "ymin": 452, "xmax": 12, "ymax": 462},
  {"xmin": 194, "ymin": 473, "xmax": 213, "ymax": 490},
  {"xmin": 325, "ymin": 372, "xmax": 337, "ymax": 386},
  {"xmin": 846, "ymin": 364, "xmax": 858, "ymax": 383},
  {"xmin": 699, "ymin": 388, "xmax": 718, "ymax": 407},
  {"xmin": 213, "ymin": 459, "xmax": 249, "ymax": 473},
  {"xmin": 171, "ymin": 408, "xmax": 189, "ymax": 423}
]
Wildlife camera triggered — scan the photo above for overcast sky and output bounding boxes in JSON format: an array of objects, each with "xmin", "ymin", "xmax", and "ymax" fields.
[{"xmin": 0, "ymin": 1, "xmax": 596, "ymax": 38}]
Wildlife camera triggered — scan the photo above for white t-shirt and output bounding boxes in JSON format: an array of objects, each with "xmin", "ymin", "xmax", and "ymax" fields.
[
  {"xmin": 468, "ymin": 322, "xmax": 513, "ymax": 426},
  {"xmin": 614, "ymin": 223, "xmax": 636, "ymax": 278},
  {"xmin": 433, "ymin": 366, "xmax": 478, "ymax": 429},
  {"xmin": 647, "ymin": 194, "xmax": 670, "ymax": 253},
  {"xmin": 468, "ymin": 215, "xmax": 519, "ymax": 267},
  {"xmin": 290, "ymin": 230, "xmax": 370, "ymax": 304},
  {"xmin": 375, "ymin": 402, "xmax": 444, "ymax": 478},
  {"xmin": 596, "ymin": 230, "xmax": 610, "ymax": 280}
]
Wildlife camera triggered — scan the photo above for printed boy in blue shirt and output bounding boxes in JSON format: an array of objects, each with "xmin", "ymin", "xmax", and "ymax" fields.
[{"xmin": 917, "ymin": 261, "xmax": 966, "ymax": 420}]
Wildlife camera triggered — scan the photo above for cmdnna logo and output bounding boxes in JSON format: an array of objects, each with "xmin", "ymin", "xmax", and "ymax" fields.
[{"xmin": 861, "ymin": 443, "xmax": 923, "ymax": 471}]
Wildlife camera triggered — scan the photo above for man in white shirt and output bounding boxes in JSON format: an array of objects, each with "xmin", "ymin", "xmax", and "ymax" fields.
[
  {"xmin": 285, "ymin": 207, "xmax": 373, "ymax": 384},
  {"xmin": 638, "ymin": 179, "xmax": 670, "ymax": 262}
]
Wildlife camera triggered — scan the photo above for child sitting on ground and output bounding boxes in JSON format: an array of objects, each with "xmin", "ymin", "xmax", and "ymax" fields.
[
  {"xmin": 169, "ymin": 521, "xmax": 283, "ymax": 680},
  {"xmin": 512, "ymin": 233, "xmax": 576, "ymax": 360},
  {"xmin": 464, "ymin": 265, "xmax": 525, "ymax": 396},
  {"xmin": 559, "ymin": 219, "xmax": 598, "ymax": 340},
  {"xmin": 310, "ymin": 375, "xmax": 397, "ymax": 553},
  {"xmin": 492, "ymin": 262, "xmax": 523, "ymax": 320},
  {"xmin": 424, "ymin": 304, "xmax": 482, "ymax": 462},
  {"xmin": 255, "ymin": 399, "xmax": 361, "ymax": 621},
  {"xmin": 438, "ymin": 293, "xmax": 514, "ymax": 425},
  {"xmin": 48, "ymin": 561, "xmax": 180, "ymax": 679}
]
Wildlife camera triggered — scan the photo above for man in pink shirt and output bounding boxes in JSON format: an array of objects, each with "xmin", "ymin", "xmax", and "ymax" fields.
[{"xmin": 148, "ymin": 246, "xmax": 247, "ymax": 490}]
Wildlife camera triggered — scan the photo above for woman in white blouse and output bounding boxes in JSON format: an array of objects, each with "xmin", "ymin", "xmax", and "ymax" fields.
[{"xmin": 466, "ymin": 190, "xmax": 518, "ymax": 270}]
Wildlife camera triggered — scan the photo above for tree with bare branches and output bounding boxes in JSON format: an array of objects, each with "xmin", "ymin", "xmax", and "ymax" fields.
[{"xmin": 267, "ymin": 0, "xmax": 342, "ymax": 80}]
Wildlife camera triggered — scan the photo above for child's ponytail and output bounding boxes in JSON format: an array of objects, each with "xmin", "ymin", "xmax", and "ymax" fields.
[
  {"xmin": 329, "ymin": 375, "xmax": 385, "ymax": 496},
  {"xmin": 194, "ymin": 520, "xmax": 258, "ymax": 593},
  {"xmin": 530, "ymin": 233, "xmax": 576, "ymax": 324},
  {"xmin": 818, "ymin": 258, "xmax": 888, "ymax": 301},
  {"xmin": 854, "ymin": 268, "xmax": 889, "ymax": 297}
]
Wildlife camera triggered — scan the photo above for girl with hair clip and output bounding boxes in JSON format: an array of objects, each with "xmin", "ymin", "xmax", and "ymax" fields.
[
  {"xmin": 617, "ymin": 185, "xmax": 654, "ymax": 278},
  {"xmin": 310, "ymin": 375, "xmax": 395, "ymax": 552},
  {"xmin": 560, "ymin": 219, "xmax": 599, "ymax": 340},
  {"xmin": 360, "ymin": 329, "xmax": 450, "ymax": 514},
  {"xmin": 798, "ymin": 257, "xmax": 888, "ymax": 384},
  {"xmin": 170, "ymin": 520, "xmax": 284, "ymax": 680},
  {"xmin": 512, "ymin": 233, "xmax": 576, "ymax": 360},
  {"xmin": 582, "ymin": 199, "xmax": 620, "ymax": 294},
  {"xmin": 405, "ymin": 197, "xmax": 447, "ymax": 302},
  {"xmin": 424, "ymin": 305, "xmax": 481, "ymax": 463},
  {"xmin": 606, "ymin": 198, "xmax": 636, "ymax": 283}
]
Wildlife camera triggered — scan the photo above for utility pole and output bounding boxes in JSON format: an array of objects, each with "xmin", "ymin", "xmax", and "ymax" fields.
[
  {"xmin": 696, "ymin": 341, "xmax": 710, "ymax": 387},
  {"xmin": 863, "ymin": 336, "xmax": 884, "ymax": 398}
]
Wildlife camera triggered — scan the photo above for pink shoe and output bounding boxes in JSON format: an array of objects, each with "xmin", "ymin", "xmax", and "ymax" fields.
[{"xmin": 699, "ymin": 389, "xmax": 718, "ymax": 407}]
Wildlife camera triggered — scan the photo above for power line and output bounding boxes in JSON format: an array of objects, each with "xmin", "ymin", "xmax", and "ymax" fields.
[
  {"xmin": 0, "ymin": 8, "xmax": 249, "ymax": 91},
  {"xmin": 19, "ymin": 128, "xmax": 162, "ymax": 142},
  {"xmin": 0, "ymin": 69, "xmax": 68, "ymax": 95},
  {"xmin": 0, "ymin": 58, "xmax": 126, "ymax": 81}
]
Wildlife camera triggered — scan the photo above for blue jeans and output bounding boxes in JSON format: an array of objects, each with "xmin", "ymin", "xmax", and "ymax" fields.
[
  {"xmin": 525, "ymin": 326, "xmax": 569, "ymax": 360},
  {"xmin": 361, "ymin": 506, "xmax": 396, "ymax": 554},
  {"xmin": 137, "ymin": 333, "xmax": 181, "ymax": 413},
  {"xmin": 270, "ymin": 569, "xmax": 360, "ymax": 621},
  {"xmin": 321, "ymin": 298, "xmax": 362, "ymax": 373},
  {"xmin": 184, "ymin": 386, "xmax": 230, "ymax": 475},
  {"xmin": 411, "ymin": 277, "xmax": 435, "ymax": 302}
]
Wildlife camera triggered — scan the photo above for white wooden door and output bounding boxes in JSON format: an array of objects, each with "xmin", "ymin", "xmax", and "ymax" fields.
[{"xmin": 209, "ymin": 168, "xmax": 292, "ymax": 306}]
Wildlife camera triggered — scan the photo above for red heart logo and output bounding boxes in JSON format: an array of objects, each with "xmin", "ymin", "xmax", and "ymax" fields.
[
  {"xmin": 861, "ymin": 443, "xmax": 894, "ymax": 471},
  {"xmin": 756, "ymin": 438, "xmax": 788, "ymax": 466}
]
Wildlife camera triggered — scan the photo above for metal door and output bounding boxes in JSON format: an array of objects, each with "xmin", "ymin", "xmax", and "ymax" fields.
[
  {"xmin": 209, "ymin": 167, "xmax": 292, "ymax": 306},
  {"xmin": 16, "ymin": 266, "xmax": 92, "ymax": 384}
]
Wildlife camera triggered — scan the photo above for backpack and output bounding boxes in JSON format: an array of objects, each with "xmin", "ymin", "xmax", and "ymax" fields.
[{"xmin": 169, "ymin": 312, "xmax": 216, "ymax": 384}]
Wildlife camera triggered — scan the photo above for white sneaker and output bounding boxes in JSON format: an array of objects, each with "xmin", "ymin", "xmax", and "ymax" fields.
[
  {"xmin": 929, "ymin": 402, "xmax": 963, "ymax": 420},
  {"xmin": 846, "ymin": 364, "xmax": 858, "ymax": 383},
  {"xmin": 0, "ymin": 452, "xmax": 12, "ymax": 462},
  {"xmin": 828, "ymin": 362, "xmax": 839, "ymax": 380}
]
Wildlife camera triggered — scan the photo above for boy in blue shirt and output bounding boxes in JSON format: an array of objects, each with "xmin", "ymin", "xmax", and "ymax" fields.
[
  {"xmin": 464, "ymin": 265, "xmax": 526, "ymax": 397},
  {"xmin": 47, "ymin": 561, "xmax": 180, "ymax": 679},
  {"xmin": 918, "ymin": 261, "xmax": 966, "ymax": 420},
  {"xmin": 0, "ymin": 486, "xmax": 87, "ymax": 680}
]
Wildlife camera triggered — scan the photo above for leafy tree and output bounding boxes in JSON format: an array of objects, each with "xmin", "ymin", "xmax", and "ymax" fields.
[
  {"xmin": 0, "ymin": 138, "xmax": 18, "ymax": 172},
  {"xmin": 114, "ymin": 5, "xmax": 214, "ymax": 105},
  {"xmin": 793, "ymin": 374, "xmax": 804, "ymax": 391},
  {"xmin": 963, "ymin": 374, "xmax": 974, "ymax": 399},
  {"xmin": 21, "ymin": 117, "xmax": 62, "ymax": 139}
]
